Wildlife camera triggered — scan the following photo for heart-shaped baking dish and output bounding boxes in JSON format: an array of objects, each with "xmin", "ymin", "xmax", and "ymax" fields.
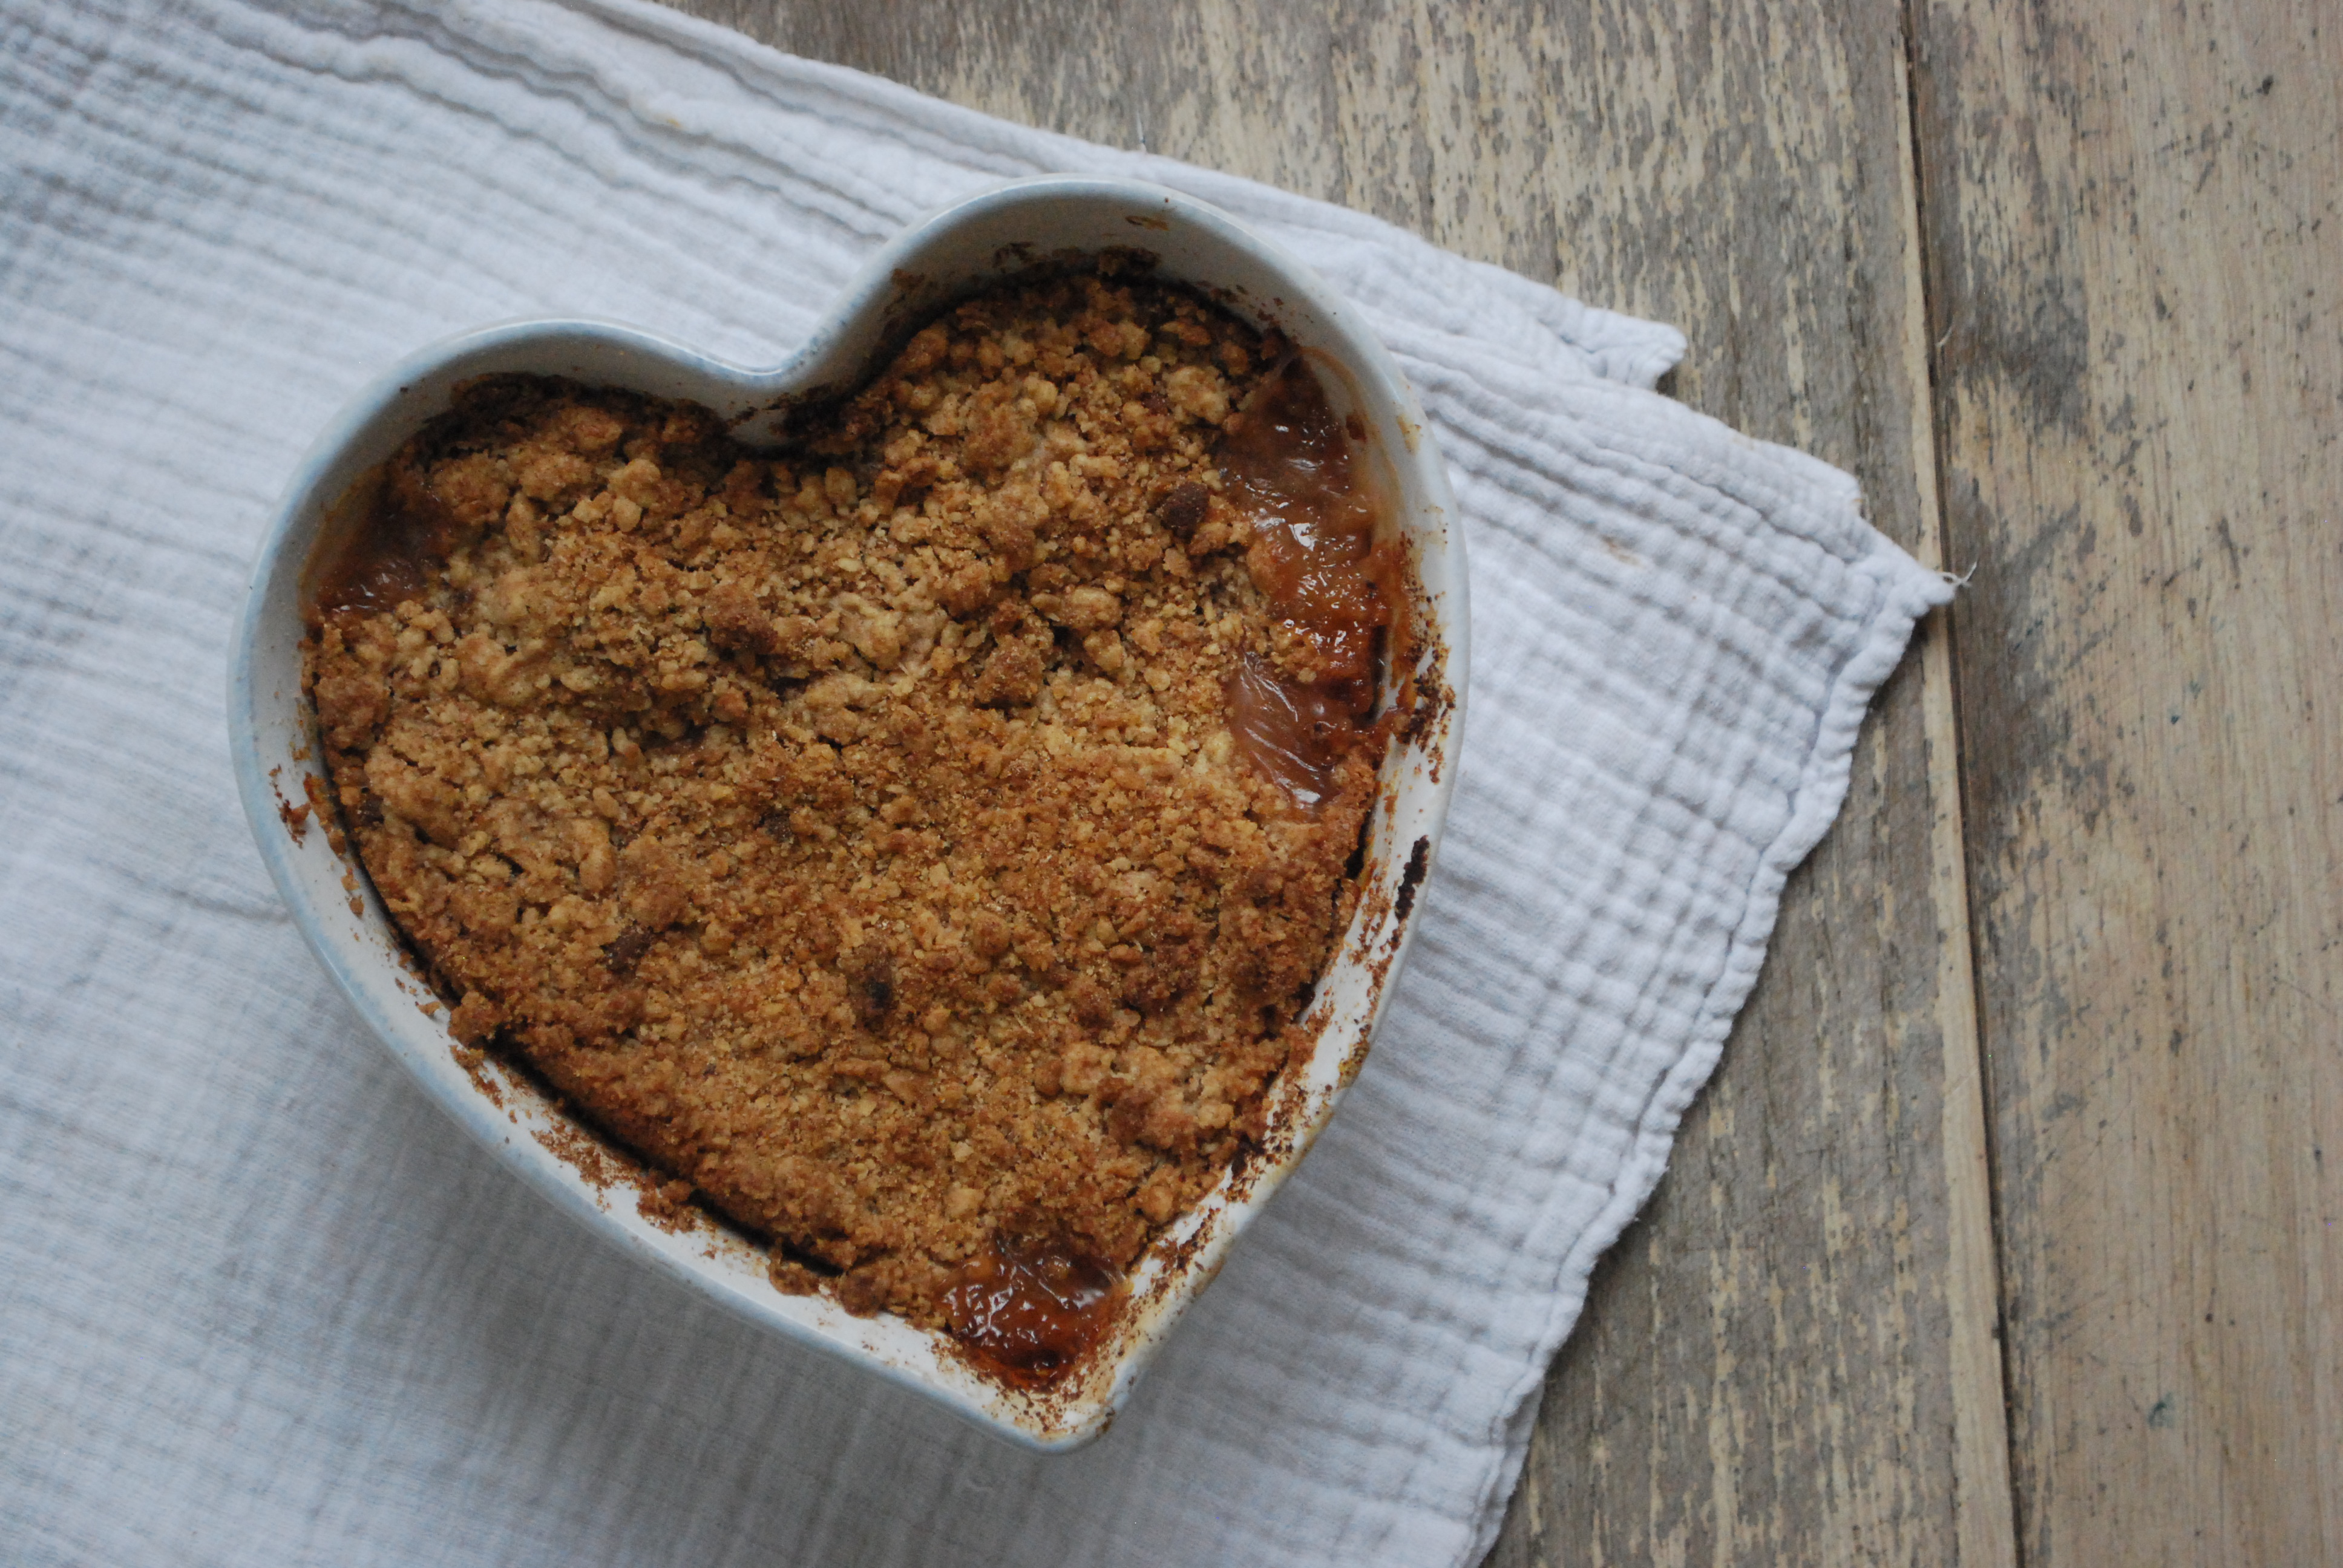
[{"xmin": 229, "ymin": 175, "xmax": 1466, "ymax": 1449}]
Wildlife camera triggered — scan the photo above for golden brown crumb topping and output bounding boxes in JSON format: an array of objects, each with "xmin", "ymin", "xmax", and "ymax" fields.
[{"xmin": 304, "ymin": 266, "xmax": 1397, "ymax": 1347}]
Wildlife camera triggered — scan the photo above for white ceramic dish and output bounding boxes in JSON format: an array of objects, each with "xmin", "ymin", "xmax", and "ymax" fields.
[{"xmin": 229, "ymin": 175, "xmax": 1466, "ymax": 1449}]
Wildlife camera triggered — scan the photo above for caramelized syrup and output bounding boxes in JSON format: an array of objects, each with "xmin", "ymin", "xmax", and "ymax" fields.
[
  {"xmin": 1216, "ymin": 355, "xmax": 1400, "ymax": 806},
  {"xmin": 943, "ymin": 1238, "xmax": 1122, "ymax": 1387},
  {"xmin": 306, "ymin": 461, "xmax": 464, "ymax": 621},
  {"xmin": 1225, "ymin": 655, "xmax": 1360, "ymax": 809}
]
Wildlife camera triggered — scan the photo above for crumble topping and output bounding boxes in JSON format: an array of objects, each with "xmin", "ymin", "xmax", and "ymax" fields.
[{"xmin": 304, "ymin": 266, "xmax": 1396, "ymax": 1348}]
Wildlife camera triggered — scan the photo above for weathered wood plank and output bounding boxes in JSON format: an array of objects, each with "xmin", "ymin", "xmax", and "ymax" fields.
[
  {"xmin": 1420, "ymin": 5, "xmax": 2013, "ymax": 1553},
  {"xmin": 1908, "ymin": 0, "xmax": 2343, "ymax": 1561},
  {"xmin": 656, "ymin": 2, "xmax": 2011, "ymax": 1560}
]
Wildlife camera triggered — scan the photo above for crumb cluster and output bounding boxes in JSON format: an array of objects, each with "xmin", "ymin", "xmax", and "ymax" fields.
[{"xmin": 307, "ymin": 267, "xmax": 1385, "ymax": 1327}]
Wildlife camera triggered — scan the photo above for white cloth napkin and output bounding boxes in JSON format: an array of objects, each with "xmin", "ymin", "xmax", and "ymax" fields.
[{"xmin": 0, "ymin": 2, "xmax": 1951, "ymax": 1563}]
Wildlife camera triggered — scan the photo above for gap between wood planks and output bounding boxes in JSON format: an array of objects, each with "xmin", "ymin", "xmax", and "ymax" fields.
[{"xmin": 1896, "ymin": 7, "xmax": 2020, "ymax": 1563}]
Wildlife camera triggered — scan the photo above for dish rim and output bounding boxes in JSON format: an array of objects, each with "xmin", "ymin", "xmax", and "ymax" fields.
[{"xmin": 227, "ymin": 174, "xmax": 1469, "ymax": 1449}]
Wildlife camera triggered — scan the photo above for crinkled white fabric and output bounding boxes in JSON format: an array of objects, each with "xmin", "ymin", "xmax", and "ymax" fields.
[{"xmin": 0, "ymin": 2, "xmax": 1950, "ymax": 1564}]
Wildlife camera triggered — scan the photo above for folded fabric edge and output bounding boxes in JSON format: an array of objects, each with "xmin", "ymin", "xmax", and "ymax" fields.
[
  {"xmin": 1598, "ymin": 319, "xmax": 1689, "ymax": 392},
  {"xmin": 1450, "ymin": 536, "xmax": 1954, "ymax": 1567},
  {"xmin": 1531, "ymin": 302, "xmax": 1683, "ymax": 392}
]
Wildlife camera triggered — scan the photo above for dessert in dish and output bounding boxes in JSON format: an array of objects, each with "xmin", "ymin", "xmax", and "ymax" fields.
[{"xmin": 303, "ymin": 260, "xmax": 1409, "ymax": 1384}]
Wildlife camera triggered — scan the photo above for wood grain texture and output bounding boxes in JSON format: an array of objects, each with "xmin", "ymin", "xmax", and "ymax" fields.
[
  {"xmin": 1909, "ymin": 0, "xmax": 2343, "ymax": 1561},
  {"xmin": 1340, "ymin": 7, "xmax": 2010, "ymax": 1562},
  {"xmin": 653, "ymin": 2, "xmax": 2013, "ymax": 1560}
]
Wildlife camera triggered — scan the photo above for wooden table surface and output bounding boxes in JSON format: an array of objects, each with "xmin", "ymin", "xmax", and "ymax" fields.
[{"xmin": 661, "ymin": 2, "xmax": 2340, "ymax": 1560}]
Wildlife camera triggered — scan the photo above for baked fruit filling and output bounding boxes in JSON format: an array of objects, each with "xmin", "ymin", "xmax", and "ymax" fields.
[{"xmin": 304, "ymin": 262, "xmax": 1406, "ymax": 1385}]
